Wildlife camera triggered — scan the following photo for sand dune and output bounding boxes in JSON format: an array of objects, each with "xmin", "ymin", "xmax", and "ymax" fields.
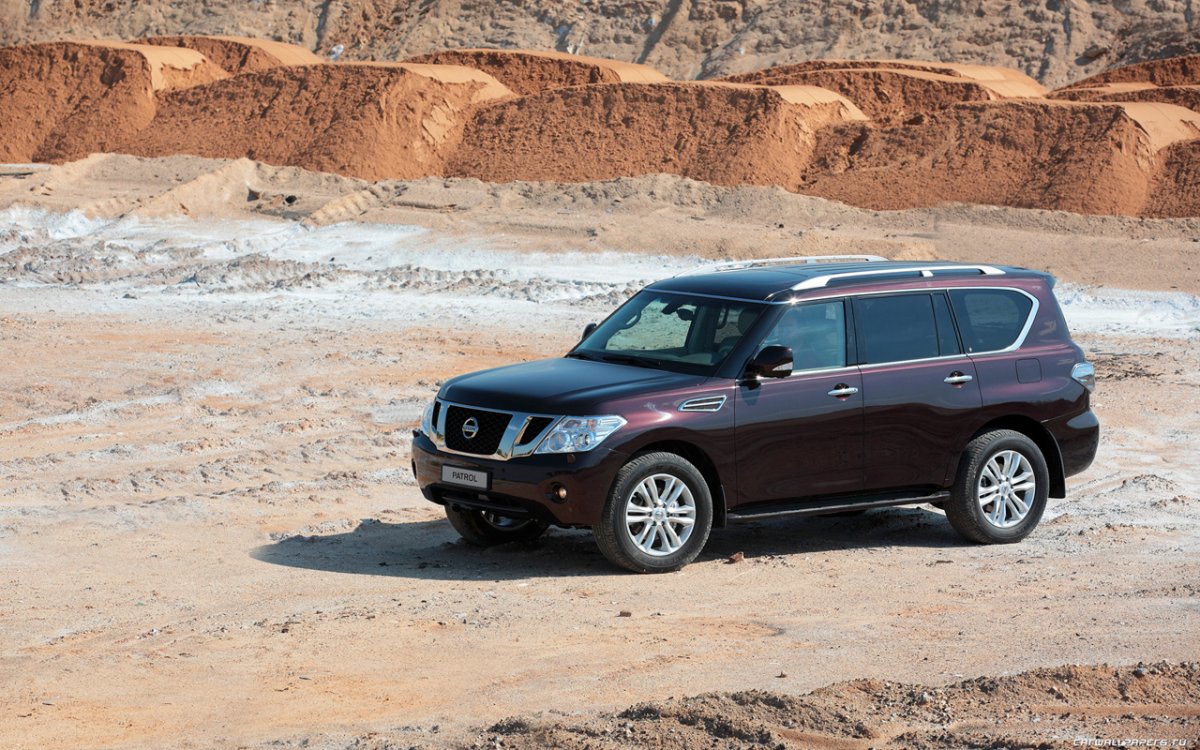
[
  {"xmin": 1060, "ymin": 53, "xmax": 1200, "ymax": 90},
  {"xmin": 803, "ymin": 99, "xmax": 1200, "ymax": 216},
  {"xmin": 116, "ymin": 62, "xmax": 512, "ymax": 180},
  {"xmin": 446, "ymin": 81, "xmax": 866, "ymax": 189},
  {"xmin": 405, "ymin": 48, "xmax": 668, "ymax": 96},
  {"xmin": 0, "ymin": 40, "xmax": 226, "ymax": 162},
  {"xmin": 4, "ymin": 38, "xmax": 1200, "ymax": 216},
  {"xmin": 723, "ymin": 59, "xmax": 1046, "ymax": 97},
  {"xmin": 137, "ymin": 34, "xmax": 324, "ymax": 74},
  {"xmin": 722, "ymin": 66, "xmax": 1001, "ymax": 125}
]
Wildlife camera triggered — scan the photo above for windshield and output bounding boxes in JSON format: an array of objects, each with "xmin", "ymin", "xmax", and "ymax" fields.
[{"xmin": 570, "ymin": 291, "xmax": 766, "ymax": 376}]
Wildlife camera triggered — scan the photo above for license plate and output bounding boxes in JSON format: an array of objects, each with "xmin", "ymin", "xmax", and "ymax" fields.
[{"xmin": 442, "ymin": 465, "xmax": 489, "ymax": 490}]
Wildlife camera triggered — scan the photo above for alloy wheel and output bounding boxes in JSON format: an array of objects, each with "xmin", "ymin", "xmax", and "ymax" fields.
[
  {"xmin": 623, "ymin": 472, "xmax": 697, "ymax": 557},
  {"xmin": 977, "ymin": 449, "xmax": 1036, "ymax": 529}
]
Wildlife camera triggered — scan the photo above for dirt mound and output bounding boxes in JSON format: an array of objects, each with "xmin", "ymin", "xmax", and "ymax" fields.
[
  {"xmin": 801, "ymin": 99, "xmax": 1200, "ymax": 215},
  {"xmin": 0, "ymin": 40, "xmax": 227, "ymax": 163},
  {"xmin": 116, "ymin": 63, "xmax": 511, "ymax": 180},
  {"xmin": 137, "ymin": 35, "xmax": 323, "ymax": 74},
  {"xmin": 405, "ymin": 48, "xmax": 668, "ymax": 96},
  {"xmin": 1147, "ymin": 139, "xmax": 1200, "ymax": 217},
  {"xmin": 723, "ymin": 59, "xmax": 1046, "ymax": 98},
  {"xmin": 718, "ymin": 66, "xmax": 1000, "ymax": 125},
  {"xmin": 447, "ymin": 82, "xmax": 866, "ymax": 188},
  {"xmin": 1062, "ymin": 54, "xmax": 1200, "ymax": 90},
  {"xmin": 1052, "ymin": 81, "xmax": 1200, "ymax": 116},
  {"xmin": 467, "ymin": 663, "xmax": 1200, "ymax": 749}
]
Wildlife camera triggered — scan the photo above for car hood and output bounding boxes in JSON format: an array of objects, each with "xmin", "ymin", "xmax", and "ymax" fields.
[{"xmin": 439, "ymin": 357, "xmax": 709, "ymax": 414}]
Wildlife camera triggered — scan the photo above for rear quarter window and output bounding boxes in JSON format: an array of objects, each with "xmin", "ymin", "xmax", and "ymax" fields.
[{"xmin": 949, "ymin": 289, "xmax": 1034, "ymax": 353}]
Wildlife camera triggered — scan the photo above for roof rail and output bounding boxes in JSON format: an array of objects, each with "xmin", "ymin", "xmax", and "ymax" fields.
[
  {"xmin": 676, "ymin": 254, "xmax": 887, "ymax": 277},
  {"xmin": 787, "ymin": 264, "xmax": 1005, "ymax": 291}
]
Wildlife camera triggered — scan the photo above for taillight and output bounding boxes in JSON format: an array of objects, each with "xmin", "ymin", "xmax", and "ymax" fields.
[{"xmin": 1071, "ymin": 362, "xmax": 1095, "ymax": 393}]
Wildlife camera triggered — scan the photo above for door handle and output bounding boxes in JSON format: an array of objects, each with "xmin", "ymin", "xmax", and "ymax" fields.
[
  {"xmin": 944, "ymin": 371, "xmax": 974, "ymax": 385},
  {"xmin": 827, "ymin": 384, "xmax": 859, "ymax": 398}
]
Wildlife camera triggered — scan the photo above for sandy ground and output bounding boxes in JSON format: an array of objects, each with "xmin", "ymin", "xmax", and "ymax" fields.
[{"xmin": 1, "ymin": 157, "xmax": 1199, "ymax": 749}]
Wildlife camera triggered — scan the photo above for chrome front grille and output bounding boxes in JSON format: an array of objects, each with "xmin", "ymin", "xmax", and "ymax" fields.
[{"xmin": 430, "ymin": 400, "xmax": 560, "ymax": 461}]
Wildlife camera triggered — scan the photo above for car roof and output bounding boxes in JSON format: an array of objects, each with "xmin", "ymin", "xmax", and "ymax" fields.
[{"xmin": 647, "ymin": 260, "xmax": 1049, "ymax": 302}]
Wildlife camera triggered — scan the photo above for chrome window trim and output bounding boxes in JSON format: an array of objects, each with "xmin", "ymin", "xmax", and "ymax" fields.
[
  {"xmin": 758, "ymin": 364, "xmax": 859, "ymax": 381},
  {"xmin": 743, "ymin": 287, "xmax": 1041, "ymax": 373},
  {"xmin": 799, "ymin": 286, "xmax": 1040, "ymax": 358},
  {"xmin": 431, "ymin": 399, "xmax": 563, "ymax": 462},
  {"xmin": 943, "ymin": 287, "xmax": 1040, "ymax": 357}
]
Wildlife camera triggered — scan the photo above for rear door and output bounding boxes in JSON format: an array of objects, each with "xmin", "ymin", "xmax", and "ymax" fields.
[
  {"xmin": 853, "ymin": 291, "xmax": 983, "ymax": 491},
  {"xmin": 734, "ymin": 298, "xmax": 864, "ymax": 505}
]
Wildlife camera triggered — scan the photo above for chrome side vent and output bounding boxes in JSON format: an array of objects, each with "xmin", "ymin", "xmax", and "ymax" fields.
[{"xmin": 678, "ymin": 395, "xmax": 727, "ymax": 412}]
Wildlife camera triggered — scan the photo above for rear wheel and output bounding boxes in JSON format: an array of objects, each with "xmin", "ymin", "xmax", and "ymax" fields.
[
  {"xmin": 945, "ymin": 429, "xmax": 1049, "ymax": 544},
  {"xmin": 594, "ymin": 452, "xmax": 713, "ymax": 573},
  {"xmin": 445, "ymin": 506, "xmax": 547, "ymax": 546}
]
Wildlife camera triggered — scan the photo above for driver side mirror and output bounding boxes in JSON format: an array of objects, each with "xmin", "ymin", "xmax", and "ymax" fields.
[
  {"xmin": 582, "ymin": 322, "xmax": 598, "ymax": 340},
  {"xmin": 745, "ymin": 345, "xmax": 793, "ymax": 379}
]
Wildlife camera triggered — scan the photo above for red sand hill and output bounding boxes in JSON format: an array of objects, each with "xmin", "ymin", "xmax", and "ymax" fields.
[
  {"xmin": 0, "ymin": 40, "xmax": 226, "ymax": 162},
  {"xmin": 117, "ymin": 62, "xmax": 512, "ymax": 180},
  {"xmin": 801, "ymin": 99, "xmax": 1200, "ymax": 215},
  {"xmin": 4, "ymin": 38, "xmax": 1200, "ymax": 217},
  {"xmin": 405, "ymin": 48, "xmax": 668, "ymax": 96},
  {"xmin": 138, "ymin": 35, "xmax": 324, "ymax": 75},
  {"xmin": 1059, "ymin": 54, "xmax": 1200, "ymax": 91},
  {"xmin": 446, "ymin": 81, "xmax": 867, "ymax": 188}
]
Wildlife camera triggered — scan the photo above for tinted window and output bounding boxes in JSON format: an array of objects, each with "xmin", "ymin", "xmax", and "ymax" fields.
[
  {"xmin": 762, "ymin": 300, "xmax": 846, "ymax": 371},
  {"xmin": 855, "ymin": 294, "xmax": 939, "ymax": 364},
  {"xmin": 950, "ymin": 289, "xmax": 1033, "ymax": 353},
  {"xmin": 932, "ymin": 293, "xmax": 962, "ymax": 356}
]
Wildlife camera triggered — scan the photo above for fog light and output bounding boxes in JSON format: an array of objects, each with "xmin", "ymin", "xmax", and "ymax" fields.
[{"xmin": 552, "ymin": 484, "xmax": 568, "ymax": 503}]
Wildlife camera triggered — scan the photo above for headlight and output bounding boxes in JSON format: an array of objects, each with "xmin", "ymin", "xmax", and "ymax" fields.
[
  {"xmin": 535, "ymin": 415, "xmax": 626, "ymax": 454},
  {"xmin": 420, "ymin": 401, "xmax": 436, "ymax": 436}
]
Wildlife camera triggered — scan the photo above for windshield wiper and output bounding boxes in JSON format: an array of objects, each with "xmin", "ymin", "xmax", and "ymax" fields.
[
  {"xmin": 565, "ymin": 351, "xmax": 595, "ymax": 361},
  {"xmin": 599, "ymin": 353, "xmax": 663, "ymax": 369}
]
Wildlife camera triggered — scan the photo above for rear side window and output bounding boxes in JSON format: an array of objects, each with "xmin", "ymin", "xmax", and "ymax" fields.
[
  {"xmin": 950, "ymin": 289, "xmax": 1034, "ymax": 353},
  {"xmin": 854, "ymin": 294, "xmax": 940, "ymax": 364}
]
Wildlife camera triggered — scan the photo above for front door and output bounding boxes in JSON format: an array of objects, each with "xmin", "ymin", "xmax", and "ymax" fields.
[{"xmin": 734, "ymin": 299, "xmax": 864, "ymax": 506}]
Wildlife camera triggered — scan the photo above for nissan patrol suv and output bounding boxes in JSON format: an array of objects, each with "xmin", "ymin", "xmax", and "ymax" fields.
[{"xmin": 411, "ymin": 256, "xmax": 1099, "ymax": 573}]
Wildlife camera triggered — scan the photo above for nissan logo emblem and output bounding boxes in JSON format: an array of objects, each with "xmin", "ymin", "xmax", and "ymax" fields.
[{"xmin": 461, "ymin": 416, "xmax": 479, "ymax": 440}]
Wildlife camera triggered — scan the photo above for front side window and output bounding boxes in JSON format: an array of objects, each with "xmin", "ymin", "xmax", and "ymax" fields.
[
  {"xmin": 949, "ymin": 289, "xmax": 1034, "ymax": 353},
  {"xmin": 854, "ymin": 293, "xmax": 941, "ymax": 364},
  {"xmin": 761, "ymin": 299, "xmax": 847, "ymax": 371},
  {"xmin": 573, "ymin": 291, "xmax": 766, "ymax": 376}
]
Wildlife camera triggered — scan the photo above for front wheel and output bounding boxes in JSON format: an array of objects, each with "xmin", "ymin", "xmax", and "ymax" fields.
[
  {"xmin": 594, "ymin": 452, "xmax": 714, "ymax": 573},
  {"xmin": 445, "ymin": 506, "xmax": 547, "ymax": 546},
  {"xmin": 945, "ymin": 429, "xmax": 1049, "ymax": 544}
]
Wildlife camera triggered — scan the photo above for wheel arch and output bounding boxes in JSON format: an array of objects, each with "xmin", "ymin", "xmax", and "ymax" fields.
[
  {"xmin": 966, "ymin": 416, "xmax": 1066, "ymax": 498},
  {"xmin": 630, "ymin": 439, "xmax": 728, "ymax": 527}
]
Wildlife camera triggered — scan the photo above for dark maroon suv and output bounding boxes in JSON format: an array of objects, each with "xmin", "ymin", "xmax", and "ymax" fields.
[{"xmin": 411, "ymin": 256, "xmax": 1099, "ymax": 572}]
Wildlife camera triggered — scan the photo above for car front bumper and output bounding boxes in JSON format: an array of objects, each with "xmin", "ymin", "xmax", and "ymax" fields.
[{"xmin": 410, "ymin": 431, "xmax": 626, "ymax": 527}]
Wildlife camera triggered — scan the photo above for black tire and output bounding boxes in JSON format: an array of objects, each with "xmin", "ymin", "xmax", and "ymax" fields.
[
  {"xmin": 445, "ymin": 506, "xmax": 547, "ymax": 546},
  {"xmin": 594, "ymin": 452, "xmax": 714, "ymax": 573},
  {"xmin": 945, "ymin": 429, "xmax": 1049, "ymax": 544}
]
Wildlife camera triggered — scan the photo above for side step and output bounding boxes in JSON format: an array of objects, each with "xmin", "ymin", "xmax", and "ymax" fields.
[{"xmin": 726, "ymin": 490, "xmax": 949, "ymax": 523}]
